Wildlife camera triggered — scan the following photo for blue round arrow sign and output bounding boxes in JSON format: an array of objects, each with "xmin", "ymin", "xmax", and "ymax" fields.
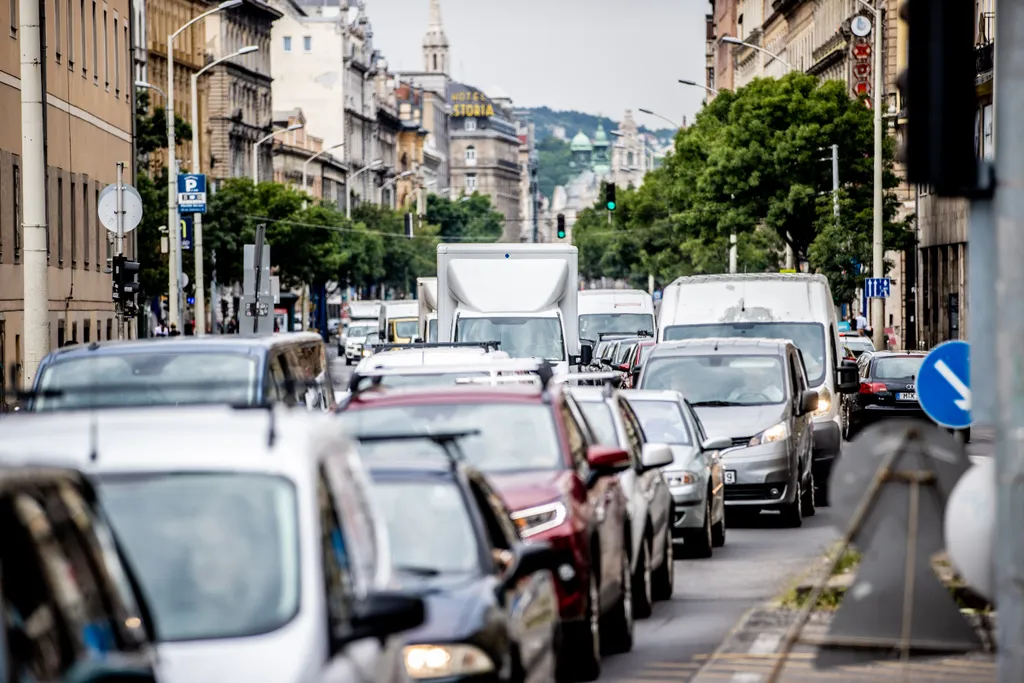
[{"xmin": 917, "ymin": 340, "xmax": 972, "ymax": 429}]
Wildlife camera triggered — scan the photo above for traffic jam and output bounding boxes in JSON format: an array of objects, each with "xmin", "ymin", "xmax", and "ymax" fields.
[{"xmin": 0, "ymin": 242, "xmax": 958, "ymax": 683}]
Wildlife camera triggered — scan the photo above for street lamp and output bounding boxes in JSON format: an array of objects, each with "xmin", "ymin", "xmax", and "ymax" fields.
[
  {"xmin": 378, "ymin": 170, "xmax": 414, "ymax": 206},
  {"xmin": 189, "ymin": 44, "xmax": 258, "ymax": 337},
  {"xmin": 302, "ymin": 142, "xmax": 345, "ymax": 198},
  {"xmin": 253, "ymin": 123, "xmax": 303, "ymax": 186},
  {"xmin": 856, "ymin": 0, "xmax": 885, "ymax": 350},
  {"xmin": 678, "ymin": 79, "xmax": 719, "ymax": 96},
  {"xmin": 166, "ymin": 0, "xmax": 243, "ymax": 328},
  {"xmin": 720, "ymin": 35, "xmax": 795, "ymax": 72},
  {"xmin": 345, "ymin": 159, "xmax": 383, "ymax": 219},
  {"xmin": 637, "ymin": 108, "xmax": 682, "ymax": 129},
  {"xmin": 135, "ymin": 80, "xmax": 166, "ymax": 100}
]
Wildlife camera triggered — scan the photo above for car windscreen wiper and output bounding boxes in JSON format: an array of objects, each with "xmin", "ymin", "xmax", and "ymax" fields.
[
  {"xmin": 395, "ymin": 565, "xmax": 442, "ymax": 577},
  {"xmin": 691, "ymin": 400, "xmax": 744, "ymax": 407}
]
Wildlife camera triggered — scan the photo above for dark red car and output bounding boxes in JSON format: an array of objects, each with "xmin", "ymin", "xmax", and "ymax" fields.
[{"xmin": 339, "ymin": 383, "xmax": 635, "ymax": 681}]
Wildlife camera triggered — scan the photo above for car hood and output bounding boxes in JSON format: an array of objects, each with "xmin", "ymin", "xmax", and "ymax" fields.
[
  {"xmin": 692, "ymin": 404, "xmax": 787, "ymax": 440},
  {"xmin": 486, "ymin": 470, "xmax": 569, "ymax": 512},
  {"xmin": 399, "ymin": 577, "xmax": 490, "ymax": 643}
]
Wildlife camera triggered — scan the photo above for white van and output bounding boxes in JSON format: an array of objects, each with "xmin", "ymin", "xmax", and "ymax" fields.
[
  {"xmin": 577, "ymin": 289, "xmax": 656, "ymax": 345},
  {"xmin": 377, "ymin": 300, "xmax": 419, "ymax": 344},
  {"xmin": 656, "ymin": 273, "xmax": 858, "ymax": 504}
]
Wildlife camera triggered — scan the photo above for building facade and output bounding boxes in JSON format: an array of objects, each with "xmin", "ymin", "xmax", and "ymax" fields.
[
  {"xmin": 203, "ymin": 0, "xmax": 280, "ymax": 184},
  {"xmin": 611, "ymin": 110, "xmax": 649, "ymax": 189},
  {"xmin": 394, "ymin": 82, "xmax": 428, "ymax": 211},
  {"xmin": 514, "ymin": 112, "xmax": 539, "ymax": 242},
  {"xmin": 1, "ymin": 0, "xmax": 136, "ymax": 400},
  {"xmin": 271, "ymin": 109, "xmax": 347, "ymax": 204},
  {"xmin": 707, "ymin": 0, "xmax": 739, "ymax": 98}
]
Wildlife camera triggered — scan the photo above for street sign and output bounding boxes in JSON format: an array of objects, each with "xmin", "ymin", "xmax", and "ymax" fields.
[
  {"xmin": 97, "ymin": 183, "xmax": 143, "ymax": 234},
  {"xmin": 918, "ymin": 340, "xmax": 972, "ymax": 429},
  {"xmin": 864, "ymin": 277, "xmax": 891, "ymax": 298},
  {"xmin": 177, "ymin": 173, "xmax": 207, "ymax": 214},
  {"xmin": 180, "ymin": 215, "xmax": 194, "ymax": 250}
]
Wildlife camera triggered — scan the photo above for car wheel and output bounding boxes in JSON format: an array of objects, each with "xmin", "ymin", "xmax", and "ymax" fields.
[
  {"xmin": 711, "ymin": 505, "xmax": 727, "ymax": 548},
  {"xmin": 600, "ymin": 547, "xmax": 634, "ymax": 655},
  {"xmin": 558, "ymin": 567, "xmax": 601, "ymax": 682},
  {"xmin": 801, "ymin": 470, "xmax": 816, "ymax": 518},
  {"xmin": 652, "ymin": 523, "xmax": 674, "ymax": 600},
  {"xmin": 632, "ymin": 534, "xmax": 653, "ymax": 618},
  {"xmin": 780, "ymin": 478, "xmax": 804, "ymax": 528},
  {"xmin": 684, "ymin": 498, "xmax": 713, "ymax": 558}
]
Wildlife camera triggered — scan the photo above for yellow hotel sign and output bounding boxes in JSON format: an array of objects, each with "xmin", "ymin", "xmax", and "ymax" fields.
[{"xmin": 451, "ymin": 90, "xmax": 495, "ymax": 117}]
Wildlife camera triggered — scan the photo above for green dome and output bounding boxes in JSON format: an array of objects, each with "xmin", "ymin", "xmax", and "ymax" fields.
[
  {"xmin": 570, "ymin": 130, "xmax": 593, "ymax": 151},
  {"xmin": 593, "ymin": 123, "xmax": 609, "ymax": 146}
]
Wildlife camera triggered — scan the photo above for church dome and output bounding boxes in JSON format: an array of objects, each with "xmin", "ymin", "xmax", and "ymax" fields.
[
  {"xmin": 593, "ymin": 123, "xmax": 609, "ymax": 146},
  {"xmin": 570, "ymin": 130, "xmax": 593, "ymax": 151}
]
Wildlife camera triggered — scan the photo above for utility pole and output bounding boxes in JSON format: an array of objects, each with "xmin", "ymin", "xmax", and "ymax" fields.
[
  {"xmin": 115, "ymin": 162, "xmax": 126, "ymax": 340},
  {"xmin": 870, "ymin": 2, "xmax": 885, "ymax": 351},
  {"xmin": 166, "ymin": 34, "xmax": 180, "ymax": 329},
  {"xmin": 728, "ymin": 233, "xmax": 737, "ymax": 274},
  {"xmin": 210, "ymin": 249, "xmax": 218, "ymax": 335},
  {"xmin": 190, "ymin": 73, "xmax": 206, "ymax": 336},
  {"xmin": 20, "ymin": 0, "xmax": 49, "ymax": 385},
  {"xmin": 832, "ymin": 143, "xmax": 840, "ymax": 218}
]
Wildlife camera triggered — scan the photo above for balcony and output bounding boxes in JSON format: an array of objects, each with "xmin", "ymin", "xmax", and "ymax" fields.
[{"xmin": 976, "ymin": 41, "xmax": 994, "ymax": 85}]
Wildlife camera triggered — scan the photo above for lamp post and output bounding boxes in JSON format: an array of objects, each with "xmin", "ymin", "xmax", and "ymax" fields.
[
  {"xmin": 253, "ymin": 123, "xmax": 304, "ymax": 186},
  {"xmin": 856, "ymin": 0, "xmax": 885, "ymax": 350},
  {"xmin": 166, "ymin": 0, "xmax": 242, "ymax": 329},
  {"xmin": 720, "ymin": 35, "xmax": 795, "ymax": 71},
  {"xmin": 378, "ymin": 170, "xmax": 414, "ymax": 206},
  {"xmin": 302, "ymin": 142, "xmax": 345, "ymax": 200},
  {"xmin": 678, "ymin": 78, "xmax": 719, "ymax": 97},
  {"xmin": 189, "ymin": 45, "xmax": 258, "ymax": 336},
  {"xmin": 345, "ymin": 159, "xmax": 383, "ymax": 219},
  {"xmin": 637, "ymin": 108, "xmax": 683, "ymax": 129}
]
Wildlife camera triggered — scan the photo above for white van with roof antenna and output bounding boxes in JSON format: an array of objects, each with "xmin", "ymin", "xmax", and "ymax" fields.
[
  {"xmin": 656, "ymin": 273, "xmax": 858, "ymax": 505},
  {"xmin": 578, "ymin": 289, "xmax": 656, "ymax": 347}
]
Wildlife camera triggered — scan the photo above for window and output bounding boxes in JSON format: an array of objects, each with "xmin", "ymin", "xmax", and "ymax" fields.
[
  {"xmin": 83, "ymin": 318, "xmax": 90, "ymax": 342},
  {"xmin": 95, "ymin": 185, "xmax": 101, "ymax": 270},
  {"xmin": 102, "ymin": 8, "xmax": 108, "ymax": 89},
  {"xmin": 319, "ymin": 472, "xmax": 356, "ymax": 646},
  {"xmin": 67, "ymin": 0, "xmax": 73, "ymax": 68},
  {"xmin": 80, "ymin": 0, "xmax": 86, "ymax": 74},
  {"xmin": 54, "ymin": 0, "xmax": 61, "ymax": 62},
  {"xmin": 9, "ymin": 0, "xmax": 15, "ymax": 35},
  {"xmin": 57, "ymin": 175, "xmax": 64, "ymax": 266},
  {"xmin": 123, "ymin": 24, "xmax": 128, "ymax": 99},
  {"xmin": 13, "ymin": 160, "xmax": 21, "ymax": 263},
  {"xmin": 91, "ymin": 0, "xmax": 97, "ymax": 82},
  {"xmin": 464, "ymin": 118, "xmax": 476, "ymax": 132},
  {"xmin": 58, "ymin": 319, "xmax": 66, "ymax": 347},
  {"xmin": 560, "ymin": 399, "xmax": 591, "ymax": 478},
  {"xmin": 113, "ymin": 14, "xmax": 119, "ymax": 96},
  {"xmin": 44, "ymin": 170, "xmax": 50, "ymax": 264},
  {"xmin": 433, "ymin": 53, "xmax": 437, "ymax": 70},
  {"xmin": 106, "ymin": 318, "xmax": 112, "ymax": 340},
  {"xmin": 82, "ymin": 178, "xmax": 89, "ymax": 266},
  {"xmin": 465, "ymin": 145, "xmax": 476, "ymax": 165},
  {"xmin": 465, "ymin": 174, "xmax": 477, "ymax": 191},
  {"xmin": 282, "ymin": 35, "xmax": 291, "ymax": 51},
  {"xmin": 303, "ymin": 35, "xmax": 311, "ymax": 52}
]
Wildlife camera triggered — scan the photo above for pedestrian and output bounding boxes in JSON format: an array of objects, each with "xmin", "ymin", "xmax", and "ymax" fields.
[
  {"xmin": 855, "ymin": 311, "xmax": 868, "ymax": 335},
  {"xmin": 154, "ymin": 319, "xmax": 170, "ymax": 337},
  {"xmin": 169, "ymin": 323, "xmax": 181, "ymax": 337}
]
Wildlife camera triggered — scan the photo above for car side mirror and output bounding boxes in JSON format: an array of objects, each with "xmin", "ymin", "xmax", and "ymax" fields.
[
  {"xmin": 617, "ymin": 363, "xmax": 630, "ymax": 373},
  {"xmin": 586, "ymin": 445, "xmax": 631, "ymax": 477},
  {"xmin": 414, "ymin": 337, "xmax": 424, "ymax": 344},
  {"xmin": 61, "ymin": 662, "xmax": 158, "ymax": 683},
  {"xmin": 836, "ymin": 360, "xmax": 859, "ymax": 394},
  {"xmin": 580, "ymin": 343, "xmax": 593, "ymax": 366},
  {"xmin": 701, "ymin": 436, "xmax": 732, "ymax": 451},
  {"xmin": 799, "ymin": 390, "xmax": 819, "ymax": 415},
  {"xmin": 503, "ymin": 541, "xmax": 559, "ymax": 590},
  {"xmin": 641, "ymin": 443, "xmax": 674, "ymax": 470},
  {"xmin": 347, "ymin": 590, "xmax": 425, "ymax": 643}
]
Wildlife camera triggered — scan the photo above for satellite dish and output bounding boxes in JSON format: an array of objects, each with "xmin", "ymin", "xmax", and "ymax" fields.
[
  {"xmin": 816, "ymin": 419, "xmax": 982, "ymax": 670},
  {"xmin": 945, "ymin": 458, "xmax": 995, "ymax": 601}
]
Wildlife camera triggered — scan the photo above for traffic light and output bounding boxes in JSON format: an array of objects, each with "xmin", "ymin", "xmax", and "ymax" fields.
[
  {"xmin": 557, "ymin": 213, "xmax": 566, "ymax": 239},
  {"xmin": 404, "ymin": 212, "xmax": 414, "ymax": 238},
  {"xmin": 112, "ymin": 255, "xmax": 140, "ymax": 315},
  {"xmin": 897, "ymin": 0, "xmax": 982, "ymax": 196},
  {"xmin": 605, "ymin": 183, "xmax": 616, "ymax": 211}
]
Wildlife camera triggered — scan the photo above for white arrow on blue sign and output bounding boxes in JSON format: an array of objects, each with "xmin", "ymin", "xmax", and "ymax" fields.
[
  {"xmin": 917, "ymin": 340, "xmax": 972, "ymax": 429},
  {"xmin": 864, "ymin": 277, "xmax": 891, "ymax": 298}
]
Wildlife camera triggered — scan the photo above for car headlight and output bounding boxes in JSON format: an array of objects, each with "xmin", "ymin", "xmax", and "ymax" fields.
[
  {"xmin": 362, "ymin": 349, "xmax": 371, "ymax": 357},
  {"xmin": 813, "ymin": 386, "xmax": 832, "ymax": 418},
  {"xmin": 510, "ymin": 501, "xmax": 568, "ymax": 538},
  {"xmin": 403, "ymin": 644, "xmax": 494, "ymax": 679},
  {"xmin": 749, "ymin": 421, "xmax": 790, "ymax": 447},
  {"xmin": 665, "ymin": 471, "xmax": 698, "ymax": 488}
]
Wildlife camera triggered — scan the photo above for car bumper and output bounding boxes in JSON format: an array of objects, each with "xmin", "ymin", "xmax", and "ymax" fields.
[
  {"xmin": 720, "ymin": 440, "xmax": 796, "ymax": 507},
  {"xmin": 345, "ymin": 346, "xmax": 363, "ymax": 360},
  {"xmin": 668, "ymin": 481, "xmax": 708, "ymax": 533}
]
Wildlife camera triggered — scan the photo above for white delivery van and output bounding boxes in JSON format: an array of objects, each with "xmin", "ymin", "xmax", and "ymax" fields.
[
  {"xmin": 578, "ymin": 288, "xmax": 656, "ymax": 345},
  {"xmin": 416, "ymin": 277, "xmax": 438, "ymax": 342},
  {"xmin": 378, "ymin": 300, "xmax": 419, "ymax": 344},
  {"xmin": 436, "ymin": 243, "xmax": 593, "ymax": 374},
  {"xmin": 656, "ymin": 273, "xmax": 858, "ymax": 504},
  {"xmin": 340, "ymin": 300, "xmax": 382, "ymax": 364}
]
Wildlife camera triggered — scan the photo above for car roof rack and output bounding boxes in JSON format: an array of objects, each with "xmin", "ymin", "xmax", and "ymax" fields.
[
  {"xmin": 346, "ymin": 359, "xmax": 555, "ymax": 395},
  {"xmin": 597, "ymin": 331, "xmax": 652, "ymax": 340},
  {"xmin": 371, "ymin": 341, "xmax": 501, "ymax": 353},
  {"xmin": 353, "ymin": 429, "xmax": 481, "ymax": 471}
]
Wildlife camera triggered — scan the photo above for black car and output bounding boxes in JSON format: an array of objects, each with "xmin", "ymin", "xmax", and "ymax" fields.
[
  {"xmin": 843, "ymin": 350, "xmax": 927, "ymax": 439},
  {"xmin": 357, "ymin": 433, "xmax": 562, "ymax": 683},
  {"xmin": 0, "ymin": 467, "xmax": 159, "ymax": 683}
]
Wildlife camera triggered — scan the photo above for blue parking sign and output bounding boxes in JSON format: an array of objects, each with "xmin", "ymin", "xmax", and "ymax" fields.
[{"xmin": 177, "ymin": 173, "xmax": 207, "ymax": 214}]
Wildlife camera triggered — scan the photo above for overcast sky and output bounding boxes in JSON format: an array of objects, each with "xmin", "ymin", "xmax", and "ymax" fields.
[{"xmin": 366, "ymin": 0, "xmax": 710, "ymax": 130}]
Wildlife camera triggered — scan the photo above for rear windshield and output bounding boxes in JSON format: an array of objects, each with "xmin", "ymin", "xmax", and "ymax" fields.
[
  {"xmin": 363, "ymin": 372, "xmax": 490, "ymax": 389},
  {"xmin": 341, "ymin": 403, "xmax": 562, "ymax": 472},
  {"xmin": 579, "ymin": 313, "xmax": 655, "ymax": 342},
  {"xmin": 578, "ymin": 401, "xmax": 618, "ymax": 446},
  {"xmin": 629, "ymin": 400, "xmax": 692, "ymax": 445},
  {"xmin": 873, "ymin": 356, "xmax": 924, "ymax": 380},
  {"xmin": 34, "ymin": 353, "xmax": 258, "ymax": 410}
]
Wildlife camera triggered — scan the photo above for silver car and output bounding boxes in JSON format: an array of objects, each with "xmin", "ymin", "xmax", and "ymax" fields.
[
  {"xmin": 637, "ymin": 338, "xmax": 820, "ymax": 528},
  {"xmin": 621, "ymin": 390, "xmax": 730, "ymax": 557}
]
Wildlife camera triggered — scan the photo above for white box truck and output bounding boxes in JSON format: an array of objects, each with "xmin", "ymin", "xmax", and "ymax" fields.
[
  {"xmin": 378, "ymin": 300, "xmax": 420, "ymax": 344},
  {"xmin": 578, "ymin": 288, "xmax": 656, "ymax": 345},
  {"xmin": 416, "ymin": 277, "xmax": 438, "ymax": 342},
  {"xmin": 436, "ymin": 243, "xmax": 592, "ymax": 373}
]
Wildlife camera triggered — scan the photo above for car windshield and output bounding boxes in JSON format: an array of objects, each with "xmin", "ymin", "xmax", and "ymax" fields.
[
  {"xmin": 427, "ymin": 319, "xmax": 438, "ymax": 343},
  {"xmin": 614, "ymin": 342, "xmax": 638, "ymax": 365},
  {"xmin": 629, "ymin": 400, "xmax": 692, "ymax": 445},
  {"xmin": 33, "ymin": 353, "xmax": 258, "ymax": 410},
  {"xmin": 348, "ymin": 324, "xmax": 375, "ymax": 339},
  {"xmin": 456, "ymin": 316, "xmax": 564, "ymax": 361},
  {"xmin": 641, "ymin": 355, "xmax": 788, "ymax": 406},
  {"xmin": 340, "ymin": 403, "xmax": 562, "ymax": 472},
  {"xmin": 662, "ymin": 323, "xmax": 826, "ymax": 386},
  {"xmin": 578, "ymin": 401, "xmax": 618, "ymax": 446},
  {"xmin": 579, "ymin": 313, "xmax": 655, "ymax": 340},
  {"xmin": 368, "ymin": 477, "xmax": 479, "ymax": 581},
  {"xmin": 394, "ymin": 320, "xmax": 419, "ymax": 339},
  {"xmin": 874, "ymin": 356, "xmax": 924, "ymax": 380},
  {"xmin": 97, "ymin": 473, "xmax": 299, "ymax": 642}
]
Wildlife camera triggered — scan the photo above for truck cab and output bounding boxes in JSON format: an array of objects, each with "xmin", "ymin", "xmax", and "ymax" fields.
[{"xmin": 378, "ymin": 300, "xmax": 419, "ymax": 343}]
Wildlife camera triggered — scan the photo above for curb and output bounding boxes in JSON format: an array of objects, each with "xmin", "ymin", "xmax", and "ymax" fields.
[{"xmin": 688, "ymin": 602, "xmax": 763, "ymax": 678}]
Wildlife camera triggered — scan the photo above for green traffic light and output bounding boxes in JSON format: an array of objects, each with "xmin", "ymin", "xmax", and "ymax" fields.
[
  {"xmin": 557, "ymin": 231, "xmax": 566, "ymax": 239},
  {"xmin": 607, "ymin": 202, "xmax": 616, "ymax": 211}
]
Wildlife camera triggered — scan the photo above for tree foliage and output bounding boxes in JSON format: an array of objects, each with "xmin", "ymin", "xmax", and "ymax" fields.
[{"xmin": 571, "ymin": 73, "xmax": 914, "ymax": 303}]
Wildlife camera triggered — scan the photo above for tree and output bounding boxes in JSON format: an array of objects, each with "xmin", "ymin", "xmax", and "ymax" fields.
[
  {"xmin": 537, "ymin": 136, "xmax": 575, "ymax": 200},
  {"xmin": 424, "ymin": 192, "xmax": 503, "ymax": 242}
]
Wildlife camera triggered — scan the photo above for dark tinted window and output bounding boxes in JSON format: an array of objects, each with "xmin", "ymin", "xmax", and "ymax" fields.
[{"xmin": 873, "ymin": 356, "xmax": 924, "ymax": 380}]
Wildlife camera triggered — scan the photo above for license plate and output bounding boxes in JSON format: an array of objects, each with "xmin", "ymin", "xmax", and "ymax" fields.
[
  {"xmin": 724, "ymin": 470, "xmax": 736, "ymax": 484},
  {"xmin": 897, "ymin": 392, "xmax": 917, "ymax": 401}
]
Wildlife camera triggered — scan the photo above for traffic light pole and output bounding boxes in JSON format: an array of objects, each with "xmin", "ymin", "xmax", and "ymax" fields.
[{"xmin": 115, "ymin": 162, "xmax": 126, "ymax": 340}]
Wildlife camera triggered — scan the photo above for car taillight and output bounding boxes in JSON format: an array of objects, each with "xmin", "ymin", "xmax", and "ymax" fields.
[{"xmin": 859, "ymin": 381, "xmax": 887, "ymax": 394}]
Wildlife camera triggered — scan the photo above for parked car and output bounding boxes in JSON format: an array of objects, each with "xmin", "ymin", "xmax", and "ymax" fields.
[
  {"xmin": 620, "ymin": 390, "xmax": 731, "ymax": 557},
  {"xmin": 341, "ymin": 321, "xmax": 380, "ymax": 365},
  {"xmin": 637, "ymin": 338, "xmax": 820, "ymax": 527},
  {"xmin": 566, "ymin": 384, "xmax": 675, "ymax": 617},
  {"xmin": 338, "ymin": 373, "xmax": 635, "ymax": 681},
  {"xmin": 24, "ymin": 333, "xmax": 336, "ymax": 412},
  {"xmin": 0, "ymin": 406, "xmax": 424, "ymax": 683},
  {"xmin": 839, "ymin": 333, "xmax": 876, "ymax": 358},
  {"xmin": 0, "ymin": 466, "xmax": 159, "ymax": 683},
  {"xmin": 358, "ymin": 433, "xmax": 561, "ymax": 683}
]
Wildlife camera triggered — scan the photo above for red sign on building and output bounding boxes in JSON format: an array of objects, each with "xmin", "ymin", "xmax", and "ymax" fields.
[{"xmin": 850, "ymin": 36, "xmax": 873, "ymax": 108}]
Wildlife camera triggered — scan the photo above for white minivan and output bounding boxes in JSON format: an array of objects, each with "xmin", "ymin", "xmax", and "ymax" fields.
[
  {"xmin": 656, "ymin": 273, "xmax": 858, "ymax": 504},
  {"xmin": 578, "ymin": 289, "xmax": 656, "ymax": 347}
]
